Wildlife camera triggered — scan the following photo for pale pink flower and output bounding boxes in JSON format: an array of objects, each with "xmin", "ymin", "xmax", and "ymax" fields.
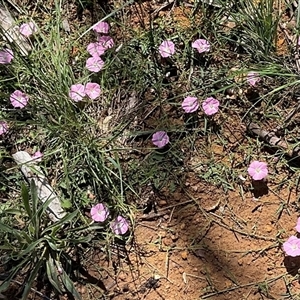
[
  {"xmin": 295, "ymin": 217, "xmax": 300, "ymax": 233},
  {"xmin": 85, "ymin": 82, "xmax": 101, "ymax": 100},
  {"xmin": 97, "ymin": 36, "xmax": 114, "ymax": 49},
  {"xmin": 69, "ymin": 83, "xmax": 86, "ymax": 102},
  {"xmin": 0, "ymin": 121, "xmax": 8, "ymax": 135},
  {"xmin": 19, "ymin": 22, "xmax": 37, "ymax": 37},
  {"xmin": 247, "ymin": 161, "xmax": 268, "ymax": 181},
  {"xmin": 283, "ymin": 236, "xmax": 300, "ymax": 257},
  {"xmin": 152, "ymin": 131, "xmax": 169, "ymax": 148},
  {"xmin": 202, "ymin": 97, "xmax": 220, "ymax": 116},
  {"xmin": 86, "ymin": 56, "xmax": 105, "ymax": 72},
  {"xmin": 32, "ymin": 151, "xmax": 43, "ymax": 162},
  {"xmin": 192, "ymin": 39, "xmax": 210, "ymax": 53},
  {"xmin": 93, "ymin": 21, "xmax": 110, "ymax": 34},
  {"xmin": 247, "ymin": 72, "xmax": 261, "ymax": 86},
  {"xmin": 158, "ymin": 40, "xmax": 175, "ymax": 58},
  {"xmin": 87, "ymin": 42, "xmax": 106, "ymax": 57},
  {"xmin": 90, "ymin": 203, "xmax": 109, "ymax": 222},
  {"xmin": 0, "ymin": 48, "xmax": 13, "ymax": 64},
  {"xmin": 182, "ymin": 96, "xmax": 199, "ymax": 113},
  {"xmin": 10, "ymin": 90, "xmax": 29, "ymax": 108},
  {"xmin": 110, "ymin": 216, "xmax": 129, "ymax": 235}
]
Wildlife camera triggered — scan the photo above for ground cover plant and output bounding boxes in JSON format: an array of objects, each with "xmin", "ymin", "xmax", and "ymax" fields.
[{"xmin": 2, "ymin": 0, "xmax": 300, "ymax": 299}]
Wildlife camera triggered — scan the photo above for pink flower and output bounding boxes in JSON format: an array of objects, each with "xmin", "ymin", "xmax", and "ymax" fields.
[
  {"xmin": 10, "ymin": 90, "xmax": 29, "ymax": 108},
  {"xmin": 283, "ymin": 236, "xmax": 300, "ymax": 257},
  {"xmin": 110, "ymin": 216, "xmax": 129, "ymax": 235},
  {"xmin": 87, "ymin": 42, "xmax": 106, "ymax": 57},
  {"xmin": 97, "ymin": 36, "xmax": 114, "ymax": 49},
  {"xmin": 295, "ymin": 217, "xmax": 300, "ymax": 233},
  {"xmin": 202, "ymin": 97, "xmax": 220, "ymax": 116},
  {"xmin": 182, "ymin": 96, "xmax": 199, "ymax": 113},
  {"xmin": 0, "ymin": 121, "xmax": 8, "ymax": 135},
  {"xmin": 192, "ymin": 39, "xmax": 210, "ymax": 53},
  {"xmin": 69, "ymin": 83, "xmax": 86, "ymax": 102},
  {"xmin": 85, "ymin": 82, "xmax": 101, "ymax": 100},
  {"xmin": 0, "ymin": 48, "xmax": 13, "ymax": 64},
  {"xmin": 86, "ymin": 56, "xmax": 105, "ymax": 72},
  {"xmin": 19, "ymin": 22, "xmax": 37, "ymax": 37},
  {"xmin": 32, "ymin": 151, "xmax": 43, "ymax": 162},
  {"xmin": 93, "ymin": 21, "xmax": 110, "ymax": 34},
  {"xmin": 247, "ymin": 161, "xmax": 268, "ymax": 181},
  {"xmin": 247, "ymin": 72, "xmax": 260, "ymax": 86},
  {"xmin": 152, "ymin": 131, "xmax": 169, "ymax": 148},
  {"xmin": 158, "ymin": 40, "xmax": 175, "ymax": 58},
  {"xmin": 90, "ymin": 203, "xmax": 109, "ymax": 222}
]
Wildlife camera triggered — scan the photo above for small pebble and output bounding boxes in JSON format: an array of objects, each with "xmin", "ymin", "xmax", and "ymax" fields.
[
  {"xmin": 159, "ymin": 231, "xmax": 167, "ymax": 238},
  {"xmin": 163, "ymin": 238, "xmax": 173, "ymax": 247},
  {"xmin": 159, "ymin": 200, "xmax": 167, "ymax": 206},
  {"xmin": 118, "ymin": 272, "xmax": 127, "ymax": 281},
  {"xmin": 181, "ymin": 250, "xmax": 188, "ymax": 260},
  {"xmin": 171, "ymin": 234, "xmax": 179, "ymax": 242}
]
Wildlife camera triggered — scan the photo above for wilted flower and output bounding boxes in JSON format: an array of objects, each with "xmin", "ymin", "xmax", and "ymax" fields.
[
  {"xmin": 10, "ymin": 90, "xmax": 29, "ymax": 108},
  {"xmin": 90, "ymin": 203, "xmax": 109, "ymax": 222},
  {"xmin": 86, "ymin": 56, "xmax": 105, "ymax": 72},
  {"xmin": 295, "ymin": 217, "xmax": 300, "ymax": 233},
  {"xmin": 283, "ymin": 236, "xmax": 300, "ymax": 257},
  {"xmin": 192, "ymin": 39, "xmax": 210, "ymax": 53},
  {"xmin": 202, "ymin": 97, "xmax": 220, "ymax": 116},
  {"xmin": 85, "ymin": 82, "xmax": 101, "ymax": 100},
  {"xmin": 32, "ymin": 151, "xmax": 43, "ymax": 162},
  {"xmin": 247, "ymin": 72, "xmax": 260, "ymax": 86},
  {"xmin": 182, "ymin": 96, "xmax": 199, "ymax": 113},
  {"xmin": 0, "ymin": 121, "xmax": 8, "ymax": 135},
  {"xmin": 247, "ymin": 161, "xmax": 268, "ymax": 181},
  {"xmin": 158, "ymin": 40, "xmax": 175, "ymax": 58},
  {"xmin": 0, "ymin": 48, "xmax": 13, "ymax": 64},
  {"xmin": 110, "ymin": 216, "xmax": 129, "ymax": 235},
  {"xmin": 69, "ymin": 83, "xmax": 86, "ymax": 102},
  {"xmin": 19, "ymin": 22, "xmax": 37, "ymax": 37},
  {"xmin": 152, "ymin": 131, "xmax": 169, "ymax": 148},
  {"xmin": 87, "ymin": 42, "xmax": 106, "ymax": 57},
  {"xmin": 97, "ymin": 36, "xmax": 114, "ymax": 49},
  {"xmin": 93, "ymin": 21, "xmax": 110, "ymax": 34}
]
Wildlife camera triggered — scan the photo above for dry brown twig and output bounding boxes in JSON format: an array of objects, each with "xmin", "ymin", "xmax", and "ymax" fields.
[{"xmin": 248, "ymin": 122, "xmax": 300, "ymax": 158}]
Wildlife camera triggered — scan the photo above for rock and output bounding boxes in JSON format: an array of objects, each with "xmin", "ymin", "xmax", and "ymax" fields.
[
  {"xmin": 180, "ymin": 223, "xmax": 186, "ymax": 230},
  {"xmin": 171, "ymin": 234, "xmax": 179, "ymax": 242},
  {"xmin": 181, "ymin": 251, "xmax": 188, "ymax": 260},
  {"xmin": 158, "ymin": 200, "xmax": 167, "ymax": 206},
  {"xmin": 163, "ymin": 238, "xmax": 173, "ymax": 247},
  {"xmin": 158, "ymin": 231, "xmax": 167, "ymax": 238},
  {"xmin": 12, "ymin": 151, "xmax": 66, "ymax": 222},
  {"xmin": 118, "ymin": 272, "xmax": 127, "ymax": 281},
  {"xmin": 264, "ymin": 225, "xmax": 273, "ymax": 233}
]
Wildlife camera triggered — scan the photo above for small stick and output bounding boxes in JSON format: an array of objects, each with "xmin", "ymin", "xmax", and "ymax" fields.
[{"xmin": 248, "ymin": 122, "xmax": 300, "ymax": 157}]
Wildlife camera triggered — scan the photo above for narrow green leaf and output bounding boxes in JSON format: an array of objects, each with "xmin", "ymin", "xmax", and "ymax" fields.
[
  {"xmin": 46, "ymin": 258, "xmax": 63, "ymax": 293},
  {"xmin": 30, "ymin": 180, "xmax": 39, "ymax": 237},
  {"xmin": 22, "ymin": 259, "xmax": 44, "ymax": 300},
  {"xmin": 42, "ymin": 210, "xmax": 78, "ymax": 234},
  {"xmin": 21, "ymin": 183, "xmax": 31, "ymax": 218},
  {"xmin": 19, "ymin": 238, "xmax": 45, "ymax": 257},
  {"xmin": 0, "ymin": 222, "xmax": 14, "ymax": 233},
  {"xmin": 61, "ymin": 271, "xmax": 82, "ymax": 300}
]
